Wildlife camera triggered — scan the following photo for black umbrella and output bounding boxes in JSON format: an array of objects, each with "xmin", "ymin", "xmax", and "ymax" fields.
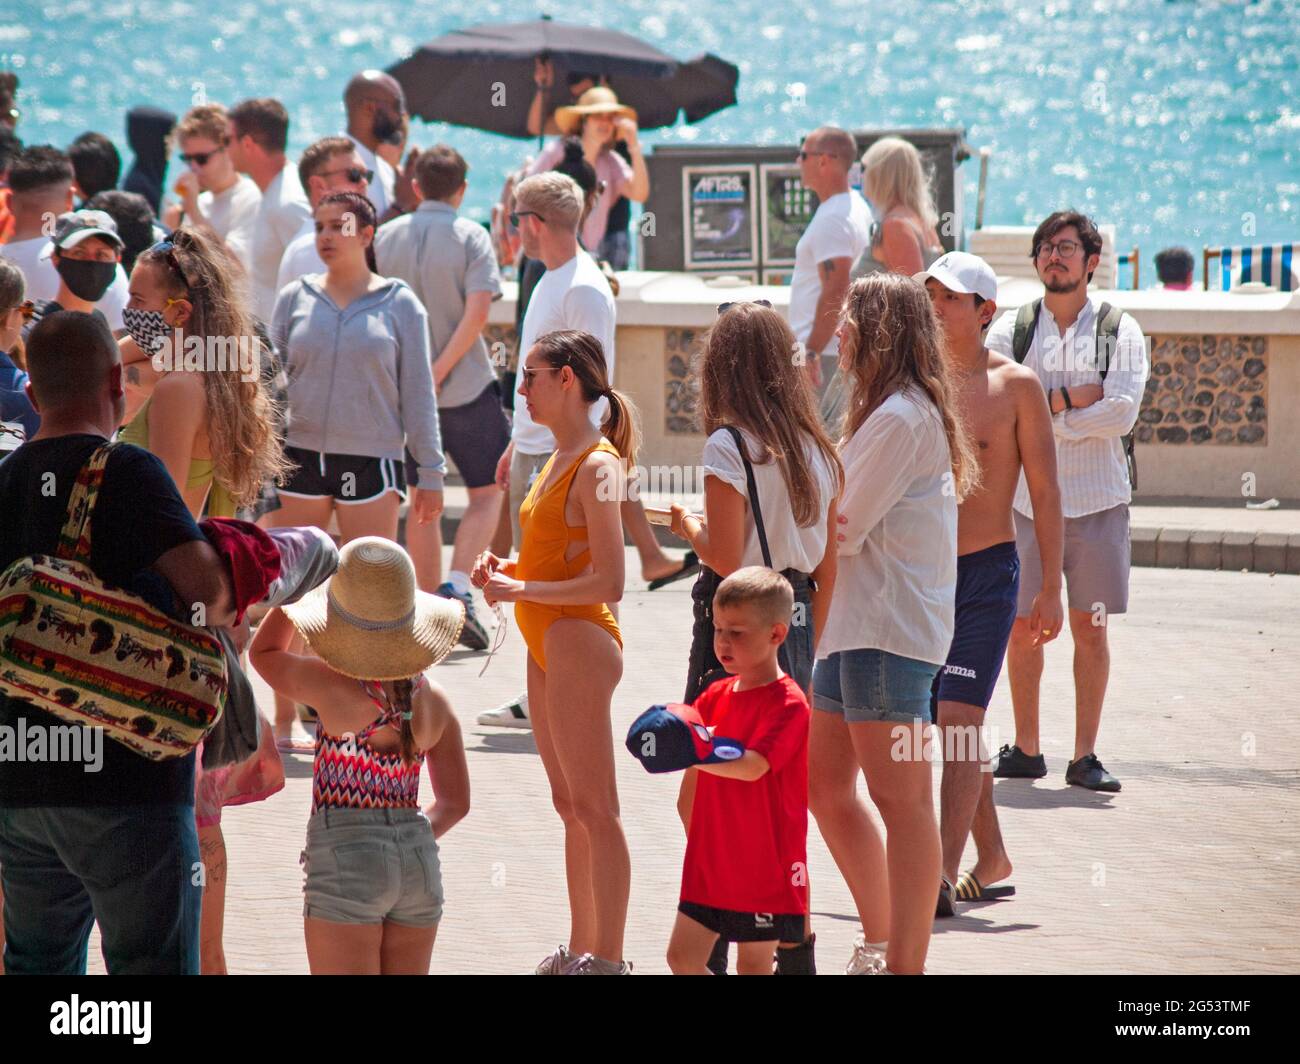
[{"xmin": 388, "ymin": 18, "xmax": 739, "ymax": 138}]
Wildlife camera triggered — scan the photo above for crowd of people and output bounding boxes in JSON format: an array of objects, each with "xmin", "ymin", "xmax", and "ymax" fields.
[{"xmin": 0, "ymin": 66, "xmax": 1150, "ymax": 976}]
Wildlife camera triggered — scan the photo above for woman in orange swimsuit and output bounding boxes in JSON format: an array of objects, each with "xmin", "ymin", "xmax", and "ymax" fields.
[{"xmin": 473, "ymin": 329, "xmax": 636, "ymax": 975}]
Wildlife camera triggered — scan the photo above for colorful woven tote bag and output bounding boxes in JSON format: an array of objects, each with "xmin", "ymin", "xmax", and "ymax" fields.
[{"xmin": 0, "ymin": 444, "xmax": 227, "ymax": 760}]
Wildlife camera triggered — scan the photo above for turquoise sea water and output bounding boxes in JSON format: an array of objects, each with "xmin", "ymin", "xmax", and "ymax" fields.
[{"xmin": 2, "ymin": 0, "xmax": 1296, "ymax": 281}]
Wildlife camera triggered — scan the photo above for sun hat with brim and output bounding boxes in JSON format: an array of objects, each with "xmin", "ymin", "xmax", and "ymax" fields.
[
  {"xmin": 282, "ymin": 536, "xmax": 464, "ymax": 681},
  {"xmin": 52, "ymin": 209, "xmax": 125, "ymax": 252},
  {"xmin": 554, "ymin": 86, "xmax": 637, "ymax": 136}
]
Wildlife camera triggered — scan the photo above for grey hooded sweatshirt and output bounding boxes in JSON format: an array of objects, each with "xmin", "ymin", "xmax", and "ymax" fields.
[{"xmin": 271, "ymin": 276, "xmax": 445, "ymax": 490}]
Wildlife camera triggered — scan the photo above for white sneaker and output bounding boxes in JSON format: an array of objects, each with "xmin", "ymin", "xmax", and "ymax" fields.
[
  {"xmin": 845, "ymin": 933, "xmax": 887, "ymax": 975},
  {"xmin": 568, "ymin": 953, "xmax": 632, "ymax": 975},
  {"xmin": 534, "ymin": 944, "xmax": 581, "ymax": 975},
  {"xmin": 477, "ymin": 692, "xmax": 531, "ymax": 729}
]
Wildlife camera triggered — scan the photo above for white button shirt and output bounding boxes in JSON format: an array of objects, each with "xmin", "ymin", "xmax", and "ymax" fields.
[
  {"xmin": 986, "ymin": 297, "xmax": 1148, "ymax": 519},
  {"xmin": 818, "ymin": 388, "xmax": 957, "ymax": 667}
]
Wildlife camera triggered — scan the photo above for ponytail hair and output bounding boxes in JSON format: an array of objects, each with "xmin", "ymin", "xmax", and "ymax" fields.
[
  {"xmin": 531, "ymin": 329, "xmax": 640, "ymax": 467},
  {"xmin": 316, "ymin": 190, "xmax": 378, "ymax": 274},
  {"xmin": 390, "ymin": 677, "xmax": 418, "ymax": 767}
]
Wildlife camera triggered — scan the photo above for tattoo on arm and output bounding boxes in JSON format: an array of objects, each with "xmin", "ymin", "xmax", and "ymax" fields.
[
  {"xmin": 819, "ymin": 259, "xmax": 838, "ymax": 280},
  {"xmin": 126, "ymin": 365, "xmax": 140, "ymax": 385}
]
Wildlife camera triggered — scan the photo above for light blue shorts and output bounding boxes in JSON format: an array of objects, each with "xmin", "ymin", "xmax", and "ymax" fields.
[
  {"xmin": 813, "ymin": 649, "xmax": 941, "ymax": 724},
  {"xmin": 302, "ymin": 807, "xmax": 443, "ymax": 927}
]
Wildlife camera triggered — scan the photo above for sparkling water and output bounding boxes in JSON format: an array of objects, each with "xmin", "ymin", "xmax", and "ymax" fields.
[{"xmin": 2, "ymin": 0, "xmax": 1296, "ymax": 282}]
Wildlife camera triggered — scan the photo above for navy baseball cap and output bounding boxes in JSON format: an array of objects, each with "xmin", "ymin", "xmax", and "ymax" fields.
[{"xmin": 625, "ymin": 703, "xmax": 746, "ymax": 774}]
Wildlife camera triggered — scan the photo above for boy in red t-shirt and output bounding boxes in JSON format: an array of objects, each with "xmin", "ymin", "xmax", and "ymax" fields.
[{"xmin": 667, "ymin": 567, "xmax": 810, "ymax": 975}]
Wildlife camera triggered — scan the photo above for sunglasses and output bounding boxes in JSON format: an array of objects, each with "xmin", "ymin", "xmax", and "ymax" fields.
[
  {"xmin": 318, "ymin": 166, "xmax": 374, "ymax": 185},
  {"xmin": 797, "ymin": 149, "xmax": 831, "ymax": 161},
  {"xmin": 717, "ymin": 299, "xmax": 773, "ymax": 315},
  {"xmin": 510, "ymin": 210, "xmax": 545, "ymax": 228},
  {"xmin": 149, "ymin": 239, "xmax": 192, "ymax": 291},
  {"xmin": 179, "ymin": 146, "xmax": 225, "ymax": 167},
  {"xmin": 519, "ymin": 365, "xmax": 564, "ymax": 386}
]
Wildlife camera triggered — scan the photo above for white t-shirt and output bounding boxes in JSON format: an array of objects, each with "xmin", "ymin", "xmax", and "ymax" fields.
[
  {"xmin": 250, "ymin": 163, "xmax": 312, "ymax": 322},
  {"xmin": 818, "ymin": 387, "xmax": 957, "ymax": 666},
  {"xmin": 701, "ymin": 426, "xmax": 837, "ymax": 574},
  {"xmin": 347, "ymin": 135, "xmax": 397, "ymax": 220},
  {"xmin": 787, "ymin": 190, "xmax": 872, "ymax": 356},
  {"xmin": 514, "ymin": 251, "xmax": 616, "ymax": 456},
  {"xmin": 275, "ymin": 218, "xmax": 324, "ymax": 293},
  {"xmin": 1, "ymin": 237, "xmax": 128, "ymax": 330},
  {"xmin": 198, "ymin": 175, "xmax": 261, "ymax": 271}
]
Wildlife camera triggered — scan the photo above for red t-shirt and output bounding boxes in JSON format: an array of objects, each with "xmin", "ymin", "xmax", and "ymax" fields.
[{"xmin": 680, "ymin": 673, "xmax": 810, "ymax": 915}]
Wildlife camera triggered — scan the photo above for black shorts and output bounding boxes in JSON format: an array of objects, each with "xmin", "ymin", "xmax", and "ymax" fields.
[
  {"xmin": 281, "ymin": 446, "xmax": 406, "ymax": 504},
  {"xmin": 931, "ymin": 540, "xmax": 1020, "ymax": 713},
  {"xmin": 406, "ymin": 380, "xmax": 510, "ymax": 490},
  {"xmin": 677, "ymin": 901, "xmax": 805, "ymax": 944}
]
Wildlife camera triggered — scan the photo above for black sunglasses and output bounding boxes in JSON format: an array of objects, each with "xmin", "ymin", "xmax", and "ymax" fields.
[
  {"xmin": 510, "ymin": 210, "xmax": 545, "ymax": 228},
  {"xmin": 319, "ymin": 166, "xmax": 374, "ymax": 185},
  {"xmin": 179, "ymin": 146, "xmax": 225, "ymax": 167},
  {"xmin": 149, "ymin": 239, "xmax": 192, "ymax": 290},
  {"xmin": 717, "ymin": 299, "xmax": 773, "ymax": 315}
]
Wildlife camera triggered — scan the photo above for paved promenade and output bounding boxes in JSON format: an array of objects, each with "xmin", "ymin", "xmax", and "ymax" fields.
[{"xmin": 89, "ymin": 554, "xmax": 1300, "ymax": 974}]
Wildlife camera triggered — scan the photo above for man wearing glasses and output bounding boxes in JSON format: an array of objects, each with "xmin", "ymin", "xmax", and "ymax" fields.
[
  {"xmin": 163, "ymin": 104, "xmax": 261, "ymax": 272},
  {"xmin": 984, "ymin": 210, "xmax": 1148, "ymax": 793},
  {"xmin": 275, "ymin": 137, "xmax": 373, "ymax": 292},
  {"xmin": 788, "ymin": 127, "xmax": 872, "ymax": 411}
]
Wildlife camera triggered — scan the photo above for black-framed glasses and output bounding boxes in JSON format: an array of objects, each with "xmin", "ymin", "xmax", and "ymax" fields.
[
  {"xmin": 717, "ymin": 299, "xmax": 773, "ymax": 315},
  {"xmin": 797, "ymin": 149, "xmax": 830, "ymax": 161},
  {"xmin": 1035, "ymin": 239, "xmax": 1082, "ymax": 261},
  {"xmin": 179, "ymin": 146, "xmax": 225, "ymax": 167},
  {"xmin": 510, "ymin": 210, "xmax": 545, "ymax": 228},
  {"xmin": 319, "ymin": 166, "xmax": 374, "ymax": 185}
]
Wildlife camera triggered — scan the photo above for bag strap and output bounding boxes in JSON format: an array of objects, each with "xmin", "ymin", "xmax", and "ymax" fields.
[
  {"xmin": 1093, "ymin": 302, "xmax": 1137, "ymax": 489},
  {"xmin": 1011, "ymin": 299, "xmax": 1041, "ymax": 363},
  {"xmin": 721, "ymin": 426, "xmax": 773, "ymax": 570},
  {"xmin": 55, "ymin": 443, "xmax": 115, "ymax": 563}
]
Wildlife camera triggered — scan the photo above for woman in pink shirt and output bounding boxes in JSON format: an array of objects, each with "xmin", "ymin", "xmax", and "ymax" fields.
[{"xmin": 529, "ymin": 87, "xmax": 649, "ymax": 255}]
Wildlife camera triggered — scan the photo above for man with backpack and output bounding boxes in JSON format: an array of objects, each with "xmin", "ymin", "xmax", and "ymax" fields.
[{"xmin": 984, "ymin": 210, "xmax": 1148, "ymax": 793}]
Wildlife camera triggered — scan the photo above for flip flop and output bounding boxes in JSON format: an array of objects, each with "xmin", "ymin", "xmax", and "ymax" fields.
[
  {"xmin": 953, "ymin": 871, "xmax": 1016, "ymax": 902},
  {"xmin": 275, "ymin": 735, "xmax": 316, "ymax": 754},
  {"xmin": 647, "ymin": 551, "xmax": 700, "ymax": 591},
  {"xmin": 936, "ymin": 875, "xmax": 956, "ymax": 918}
]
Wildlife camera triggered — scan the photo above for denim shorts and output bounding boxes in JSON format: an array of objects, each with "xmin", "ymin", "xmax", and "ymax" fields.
[
  {"xmin": 813, "ymin": 649, "xmax": 941, "ymax": 724},
  {"xmin": 302, "ymin": 807, "xmax": 443, "ymax": 927}
]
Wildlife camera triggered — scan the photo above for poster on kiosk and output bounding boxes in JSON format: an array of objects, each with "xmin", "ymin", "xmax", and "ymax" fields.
[{"xmin": 682, "ymin": 164, "xmax": 759, "ymax": 270}]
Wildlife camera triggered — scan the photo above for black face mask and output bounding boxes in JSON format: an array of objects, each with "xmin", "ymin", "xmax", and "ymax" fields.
[
  {"xmin": 372, "ymin": 110, "xmax": 403, "ymax": 146},
  {"xmin": 55, "ymin": 257, "xmax": 116, "ymax": 302}
]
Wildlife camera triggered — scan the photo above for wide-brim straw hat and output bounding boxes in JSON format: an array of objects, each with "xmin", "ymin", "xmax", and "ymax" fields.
[
  {"xmin": 554, "ymin": 86, "xmax": 637, "ymax": 136},
  {"xmin": 282, "ymin": 537, "xmax": 464, "ymax": 681}
]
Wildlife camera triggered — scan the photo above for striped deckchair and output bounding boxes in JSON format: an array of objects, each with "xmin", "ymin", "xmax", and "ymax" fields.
[{"xmin": 1203, "ymin": 243, "xmax": 1297, "ymax": 291}]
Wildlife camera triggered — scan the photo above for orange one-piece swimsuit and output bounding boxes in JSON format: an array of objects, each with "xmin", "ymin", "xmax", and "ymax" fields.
[{"xmin": 513, "ymin": 438, "xmax": 623, "ymax": 670}]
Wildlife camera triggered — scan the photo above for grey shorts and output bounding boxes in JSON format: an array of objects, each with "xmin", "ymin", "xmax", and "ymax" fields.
[
  {"xmin": 302, "ymin": 807, "xmax": 443, "ymax": 927},
  {"xmin": 1014, "ymin": 504, "xmax": 1130, "ymax": 617},
  {"xmin": 509, "ymin": 447, "xmax": 553, "ymax": 553}
]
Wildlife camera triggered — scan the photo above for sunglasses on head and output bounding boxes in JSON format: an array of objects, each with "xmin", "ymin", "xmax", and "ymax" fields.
[
  {"xmin": 179, "ymin": 146, "xmax": 225, "ymax": 167},
  {"xmin": 716, "ymin": 299, "xmax": 773, "ymax": 316},
  {"xmin": 148, "ymin": 239, "xmax": 192, "ymax": 291}
]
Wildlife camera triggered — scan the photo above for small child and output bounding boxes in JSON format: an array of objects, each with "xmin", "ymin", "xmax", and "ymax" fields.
[{"xmin": 666, "ymin": 567, "xmax": 811, "ymax": 975}]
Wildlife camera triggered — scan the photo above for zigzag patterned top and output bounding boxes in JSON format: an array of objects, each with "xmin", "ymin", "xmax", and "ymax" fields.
[{"xmin": 311, "ymin": 677, "xmax": 425, "ymax": 812}]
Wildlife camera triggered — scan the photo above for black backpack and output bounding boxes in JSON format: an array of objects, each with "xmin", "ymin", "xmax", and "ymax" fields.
[{"xmin": 1010, "ymin": 299, "xmax": 1137, "ymax": 491}]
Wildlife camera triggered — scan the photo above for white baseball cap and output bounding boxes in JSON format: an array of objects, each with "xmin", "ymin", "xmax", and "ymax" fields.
[{"xmin": 915, "ymin": 251, "xmax": 998, "ymax": 303}]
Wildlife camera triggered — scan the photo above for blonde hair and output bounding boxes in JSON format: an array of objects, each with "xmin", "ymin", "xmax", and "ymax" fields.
[
  {"xmin": 698, "ymin": 303, "xmax": 843, "ymax": 528},
  {"xmin": 530, "ymin": 330, "xmax": 639, "ymax": 467},
  {"xmin": 136, "ymin": 226, "xmax": 290, "ymax": 508},
  {"xmin": 514, "ymin": 171, "xmax": 584, "ymax": 233},
  {"xmin": 714, "ymin": 566, "xmax": 794, "ymax": 626},
  {"xmin": 838, "ymin": 274, "xmax": 980, "ymax": 502},
  {"xmin": 173, "ymin": 104, "xmax": 230, "ymax": 148},
  {"xmin": 861, "ymin": 136, "xmax": 939, "ymax": 229}
]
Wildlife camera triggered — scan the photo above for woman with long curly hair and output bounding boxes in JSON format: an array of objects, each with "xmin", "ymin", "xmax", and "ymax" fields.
[
  {"xmin": 808, "ymin": 272, "xmax": 979, "ymax": 977},
  {"xmin": 118, "ymin": 224, "xmax": 290, "ymax": 975}
]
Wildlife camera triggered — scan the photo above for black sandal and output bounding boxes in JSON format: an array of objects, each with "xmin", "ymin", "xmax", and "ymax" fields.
[{"xmin": 647, "ymin": 551, "xmax": 700, "ymax": 591}]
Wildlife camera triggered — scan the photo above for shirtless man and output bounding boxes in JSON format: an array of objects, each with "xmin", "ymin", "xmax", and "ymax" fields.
[{"xmin": 918, "ymin": 252, "xmax": 1065, "ymax": 915}]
